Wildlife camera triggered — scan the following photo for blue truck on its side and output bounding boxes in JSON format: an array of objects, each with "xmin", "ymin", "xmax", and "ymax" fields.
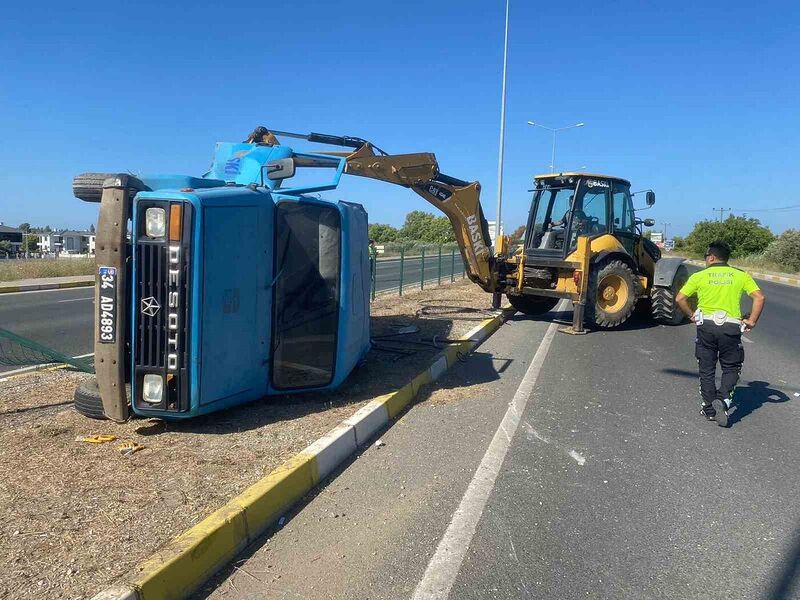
[{"xmin": 74, "ymin": 128, "xmax": 371, "ymax": 421}]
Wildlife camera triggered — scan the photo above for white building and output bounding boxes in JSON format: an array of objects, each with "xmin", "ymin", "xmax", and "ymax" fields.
[{"xmin": 38, "ymin": 230, "xmax": 96, "ymax": 254}]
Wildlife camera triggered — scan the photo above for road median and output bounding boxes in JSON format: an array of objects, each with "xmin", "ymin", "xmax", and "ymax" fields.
[
  {"xmin": 0, "ymin": 281, "xmax": 509, "ymax": 599},
  {"xmin": 0, "ymin": 275, "xmax": 94, "ymax": 294},
  {"xmin": 92, "ymin": 304, "xmax": 511, "ymax": 600}
]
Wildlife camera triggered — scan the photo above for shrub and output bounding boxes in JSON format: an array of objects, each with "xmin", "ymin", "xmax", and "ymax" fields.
[{"xmin": 763, "ymin": 229, "xmax": 800, "ymax": 272}]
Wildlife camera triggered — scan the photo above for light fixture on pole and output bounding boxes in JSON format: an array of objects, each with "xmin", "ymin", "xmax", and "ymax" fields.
[{"xmin": 527, "ymin": 121, "xmax": 585, "ymax": 172}]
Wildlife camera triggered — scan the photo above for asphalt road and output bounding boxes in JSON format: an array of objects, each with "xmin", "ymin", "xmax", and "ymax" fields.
[
  {"xmin": 198, "ymin": 275, "xmax": 800, "ymax": 600},
  {"xmin": 0, "ymin": 257, "xmax": 464, "ymax": 373},
  {"xmin": 0, "ymin": 287, "xmax": 94, "ymax": 373}
]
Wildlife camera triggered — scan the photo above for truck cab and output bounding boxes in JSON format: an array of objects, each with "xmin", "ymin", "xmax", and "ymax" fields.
[{"xmin": 79, "ymin": 141, "xmax": 370, "ymax": 421}]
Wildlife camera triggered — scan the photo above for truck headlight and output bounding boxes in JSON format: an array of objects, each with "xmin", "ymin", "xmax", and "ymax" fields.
[
  {"xmin": 145, "ymin": 207, "xmax": 166, "ymax": 238},
  {"xmin": 142, "ymin": 374, "xmax": 163, "ymax": 403}
]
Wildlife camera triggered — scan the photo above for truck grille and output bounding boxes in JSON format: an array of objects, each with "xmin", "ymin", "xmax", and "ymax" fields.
[
  {"xmin": 133, "ymin": 201, "xmax": 192, "ymax": 412},
  {"xmin": 135, "ymin": 243, "xmax": 167, "ymax": 368}
]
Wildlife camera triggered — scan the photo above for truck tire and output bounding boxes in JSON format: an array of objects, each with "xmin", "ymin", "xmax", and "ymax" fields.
[
  {"xmin": 586, "ymin": 260, "xmax": 638, "ymax": 328},
  {"xmin": 507, "ymin": 294, "xmax": 560, "ymax": 315},
  {"xmin": 73, "ymin": 172, "xmax": 117, "ymax": 203},
  {"xmin": 651, "ymin": 264, "xmax": 689, "ymax": 325},
  {"xmin": 73, "ymin": 378, "xmax": 107, "ymax": 420}
]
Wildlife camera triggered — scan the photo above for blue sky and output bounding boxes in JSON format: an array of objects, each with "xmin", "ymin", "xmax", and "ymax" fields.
[{"xmin": 1, "ymin": 0, "xmax": 798, "ymax": 237}]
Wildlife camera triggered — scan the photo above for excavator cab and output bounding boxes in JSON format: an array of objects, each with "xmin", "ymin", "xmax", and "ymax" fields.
[{"xmin": 506, "ymin": 173, "xmax": 687, "ymax": 331}]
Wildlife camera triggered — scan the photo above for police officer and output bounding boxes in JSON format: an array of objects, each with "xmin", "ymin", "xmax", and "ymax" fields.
[{"xmin": 675, "ymin": 241, "xmax": 766, "ymax": 426}]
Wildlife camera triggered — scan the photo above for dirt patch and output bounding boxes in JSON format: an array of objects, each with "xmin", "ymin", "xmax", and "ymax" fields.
[{"xmin": 0, "ymin": 281, "xmax": 497, "ymax": 599}]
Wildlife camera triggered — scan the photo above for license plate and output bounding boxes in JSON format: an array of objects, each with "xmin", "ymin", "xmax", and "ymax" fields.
[{"xmin": 98, "ymin": 266, "xmax": 117, "ymax": 344}]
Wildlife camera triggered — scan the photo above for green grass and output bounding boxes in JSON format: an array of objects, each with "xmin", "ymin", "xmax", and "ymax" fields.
[{"xmin": 0, "ymin": 258, "xmax": 96, "ymax": 282}]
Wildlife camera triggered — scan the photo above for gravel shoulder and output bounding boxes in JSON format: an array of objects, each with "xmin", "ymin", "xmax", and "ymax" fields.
[{"xmin": 0, "ymin": 281, "xmax": 496, "ymax": 599}]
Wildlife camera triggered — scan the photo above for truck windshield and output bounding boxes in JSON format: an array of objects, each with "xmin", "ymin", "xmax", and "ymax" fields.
[{"xmin": 527, "ymin": 186, "xmax": 576, "ymax": 251}]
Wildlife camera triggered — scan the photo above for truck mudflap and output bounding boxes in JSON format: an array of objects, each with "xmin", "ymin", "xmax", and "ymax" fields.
[
  {"xmin": 653, "ymin": 256, "xmax": 686, "ymax": 288},
  {"xmin": 93, "ymin": 175, "xmax": 143, "ymax": 422}
]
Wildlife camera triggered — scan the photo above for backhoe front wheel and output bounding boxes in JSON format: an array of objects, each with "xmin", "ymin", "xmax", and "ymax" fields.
[
  {"xmin": 586, "ymin": 260, "xmax": 638, "ymax": 328},
  {"xmin": 507, "ymin": 294, "xmax": 560, "ymax": 316}
]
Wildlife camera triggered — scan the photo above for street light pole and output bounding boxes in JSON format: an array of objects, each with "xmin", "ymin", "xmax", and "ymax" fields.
[
  {"xmin": 663, "ymin": 222, "xmax": 671, "ymax": 241},
  {"xmin": 492, "ymin": 0, "xmax": 510, "ymax": 310},
  {"xmin": 527, "ymin": 121, "xmax": 585, "ymax": 172},
  {"xmin": 494, "ymin": 0, "xmax": 510, "ymax": 248}
]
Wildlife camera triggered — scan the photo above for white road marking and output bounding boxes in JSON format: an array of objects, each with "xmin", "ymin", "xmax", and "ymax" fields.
[
  {"xmin": 412, "ymin": 308, "xmax": 562, "ymax": 600},
  {"xmin": 742, "ymin": 336, "xmax": 754, "ymax": 344},
  {"xmin": 57, "ymin": 296, "xmax": 94, "ymax": 303}
]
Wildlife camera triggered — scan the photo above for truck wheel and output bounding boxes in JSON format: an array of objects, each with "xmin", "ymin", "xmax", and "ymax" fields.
[
  {"xmin": 651, "ymin": 264, "xmax": 689, "ymax": 325},
  {"xmin": 73, "ymin": 378, "xmax": 107, "ymax": 420},
  {"xmin": 72, "ymin": 172, "xmax": 117, "ymax": 203},
  {"xmin": 586, "ymin": 260, "xmax": 638, "ymax": 328},
  {"xmin": 507, "ymin": 294, "xmax": 560, "ymax": 315}
]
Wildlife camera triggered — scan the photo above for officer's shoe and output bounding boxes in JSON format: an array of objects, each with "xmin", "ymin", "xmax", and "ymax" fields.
[
  {"xmin": 712, "ymin": 399, "xmax": 729, "ymax": 427},
  {"xmin": 700, "ymin": 404, "xmax": 716, "ymax": 421}
]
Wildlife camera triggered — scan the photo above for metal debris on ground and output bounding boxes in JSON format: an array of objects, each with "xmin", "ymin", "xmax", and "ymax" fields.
[
  {"xmin": 116, "ymin": 441, "xmax": 145, "ymax": 456},
  {"xmin": 75, "ymin": 434, "xmax": 117, "ymax": 444}
]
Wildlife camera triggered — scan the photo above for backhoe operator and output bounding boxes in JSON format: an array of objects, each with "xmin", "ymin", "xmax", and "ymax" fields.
[{"xmin": 675, "ymin": 240, "xmax": 766, "ymax": 427}]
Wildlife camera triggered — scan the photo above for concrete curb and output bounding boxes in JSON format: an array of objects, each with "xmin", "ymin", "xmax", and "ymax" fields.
[
  {"xmin": 0, "ymin": 277, "xmax": 94, "ymax": 294},
  {"xmin": 91, "ymin": 308, "xmax": 513, "ymax": 600},
  {"xmin": 684, "ymin": 260, "xmax": 800, "ymax": 287}
]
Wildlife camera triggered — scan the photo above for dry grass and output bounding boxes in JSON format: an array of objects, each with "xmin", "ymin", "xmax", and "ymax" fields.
[
  {"xmin": 0, "ymin": 259, "xmax": 95, "ymax": 282},
  {"xmin": 0, "ymin": 281, "xmax": 496, "ymax": 599}
]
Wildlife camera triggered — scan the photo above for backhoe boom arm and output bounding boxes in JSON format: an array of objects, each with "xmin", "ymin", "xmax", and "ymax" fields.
[{"xmin": 251, "ymin": 127, "xmax": 497, "ymax": 290}]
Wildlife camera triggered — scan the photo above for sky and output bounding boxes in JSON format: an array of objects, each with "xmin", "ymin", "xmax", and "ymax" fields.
[{"xmin": 1, "ymin": 0, "xmax": 799, "ymax": 237}]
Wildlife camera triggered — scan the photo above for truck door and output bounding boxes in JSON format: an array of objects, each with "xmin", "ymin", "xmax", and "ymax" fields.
[
  {"xmin": 272, "ymin": 201, "xmax": 341, "ymax": 390},
  {"xmin": 612, "ymin": 182, "xmax": 637, "ymax": 257}
]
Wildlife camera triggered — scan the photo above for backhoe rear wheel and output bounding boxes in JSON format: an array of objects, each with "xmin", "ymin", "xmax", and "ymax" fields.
[
  {"xmin": 651, "ymin": 264, "xmax": 690, "ymax": 325},
  {"xmin": 586, "ymin": 260, "xmax": 638, "ymax": 328},
  {"xmin": 507, "ymin": 294, "xmax": 560, "ymax": 316}
]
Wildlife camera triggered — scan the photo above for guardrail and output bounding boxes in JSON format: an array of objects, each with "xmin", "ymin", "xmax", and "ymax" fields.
[{"xmin": 371, "ymin": 246, "xmax": 466, "ymax": 300}]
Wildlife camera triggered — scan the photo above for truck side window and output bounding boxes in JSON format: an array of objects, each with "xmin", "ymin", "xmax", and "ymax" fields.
[{"xmin": 272, "ymin": 202, "xmax": 341, "ymax": 389}]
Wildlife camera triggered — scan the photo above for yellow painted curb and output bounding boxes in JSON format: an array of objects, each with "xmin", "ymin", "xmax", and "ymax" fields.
[{"xmin": 93, "ymin": 307, "xmax": 512, "ymax": 600}]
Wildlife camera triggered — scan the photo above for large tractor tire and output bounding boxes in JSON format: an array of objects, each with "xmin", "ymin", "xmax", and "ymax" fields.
[
  {"xmin": 586, "ymin": 260, "xmax": 638, "ymax": 328},
  {"xmin": 651, "ymin": 264, "xmax": 690, "ymax": 325},
  {"xmin": 507, "ymin": 294, "xmax": 560, "ymax": 315}
]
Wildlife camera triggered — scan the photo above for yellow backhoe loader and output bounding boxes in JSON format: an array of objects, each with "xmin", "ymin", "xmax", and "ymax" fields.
[{"xmin": 290, "ymin": 129, "xmax": 687, "ymax": 332}]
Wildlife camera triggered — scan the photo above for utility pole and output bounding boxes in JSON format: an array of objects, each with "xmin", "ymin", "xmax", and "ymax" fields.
[
  {"xmin": 663, "ymin": 222, "xmax": 671, "ymax": 242},
  {"xmin": 713, "ymin": 207, "xmax": 731, "ymax": 222}
]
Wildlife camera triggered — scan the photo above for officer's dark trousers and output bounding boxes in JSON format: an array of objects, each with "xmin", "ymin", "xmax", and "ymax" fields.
[{"xmin": 695, "ymin": 322, "xmax": 744, "ymax": 406}]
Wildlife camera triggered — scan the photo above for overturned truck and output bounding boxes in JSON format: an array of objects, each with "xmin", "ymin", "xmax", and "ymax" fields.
[{"xmin": 75, "ymin": 130, "xmax": 372, "ymax": 421}]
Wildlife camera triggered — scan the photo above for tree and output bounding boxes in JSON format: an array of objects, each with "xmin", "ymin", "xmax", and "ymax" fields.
[
  {"xmin": 643, "ymin": 229, "xmax": 653, "ymax": 240},
  {"xmin": 89, "ymin": 224, "xmax": 96, "ymax": 233},
  {"xmin": 22, "ymin": 235, "xmax": 38, "ymax": 252},
  {"xmin": 509, "ymin": 225, "xmax": 526, "ymax": 243},
  {"xmin": 684, "ymin": 216, "xmax": 774, "ymax": 258},
  {"xmin": 400, "ymin": 211, "xmax": 455, "ymax": 244},
  {"xmin": 18, "ymin": 222, "xmax": 31, "ymax": 233},
  {"xmin": 0, "ymin": 240, "xmax": 11, "ymax": 256},
  {"xmin": 368, "ymin": 223, "xmax": 400, "ymax": 243},
  {"xmin": 672, "ymin": 235, "xmax": 686, "ymax": 250}
]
